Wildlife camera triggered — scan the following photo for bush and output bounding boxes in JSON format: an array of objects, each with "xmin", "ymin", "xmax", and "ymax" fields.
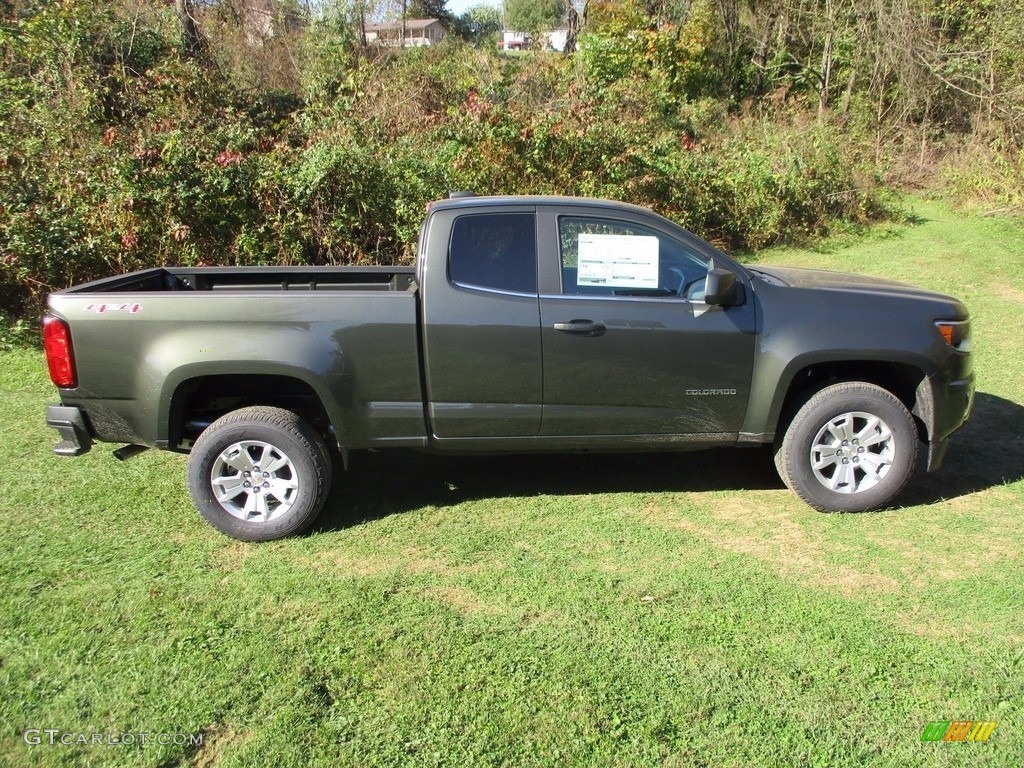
[
  {"xmin": 942, "ymin": 142, "xmax": 1024, "ymax": 212},
  {"xmin": 1, "ymin": 1, "xmax": 894, "ymax": 335}
]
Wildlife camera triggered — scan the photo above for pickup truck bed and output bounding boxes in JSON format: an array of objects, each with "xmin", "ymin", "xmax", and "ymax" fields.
[
  {"xmin": 47, "ymin": 266, "xmax": 427, "ymax": 453},
  {"xmin": 63, "ymin": 265, "xmax": 417, "ymax": 294}
]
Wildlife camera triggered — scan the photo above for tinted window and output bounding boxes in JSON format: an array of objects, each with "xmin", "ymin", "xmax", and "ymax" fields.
[
  {"xmin": 559, "ymin": 217, "xmax": 709, "ymax": 298},
  {"xmin": 449, "ymin": 213, "xmax": 537, "ymax": 294}
]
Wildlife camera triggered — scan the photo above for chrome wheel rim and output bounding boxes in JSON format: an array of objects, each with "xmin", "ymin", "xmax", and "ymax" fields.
[
  {"xmin": 809, "ymin": 411, "xmax": 895, "ymax": 494},
  {"xmin": 210, "ymin": 440, "xmax": 299, "ymax": 522}
]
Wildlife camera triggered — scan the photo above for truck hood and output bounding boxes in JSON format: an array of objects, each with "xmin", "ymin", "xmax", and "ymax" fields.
[{"xmin": 749, "ymin": 265, "xmax": 956, "ymax": 302}]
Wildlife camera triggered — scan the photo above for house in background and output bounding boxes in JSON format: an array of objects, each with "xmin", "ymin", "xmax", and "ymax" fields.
[
  {"xmin": 365, "ymin": 18, "xmax": 447, "ymax": 47},
  {"xmin": 545, "ymin": 28, "xmax": 570, "ymax": 52},
  {"xmin": 499, "ymin": 28, "xmax": 573, "ymax": 52},
  {"xmin": 499, "ymin": 30, "xmax": 531, "ymax": 50}
]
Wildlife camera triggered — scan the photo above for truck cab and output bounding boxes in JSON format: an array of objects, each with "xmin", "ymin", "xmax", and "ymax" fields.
[{"xmin": 418, "ymin": 196, "xmax": 755, "ymax": 446}]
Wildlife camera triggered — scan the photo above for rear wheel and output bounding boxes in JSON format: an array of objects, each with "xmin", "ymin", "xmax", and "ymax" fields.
[
  {"xmin": 775, "ymin": 382, "xmax": 918, "ymax": 512},
  {"xmin": 187, "ymin": 406, "xmax": 331, "ymax": 541}
]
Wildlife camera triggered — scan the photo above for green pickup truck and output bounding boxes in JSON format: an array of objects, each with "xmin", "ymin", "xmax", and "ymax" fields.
[{"xmin": 43, "ymin": 195, "xmax": 975, "ymax": 540}]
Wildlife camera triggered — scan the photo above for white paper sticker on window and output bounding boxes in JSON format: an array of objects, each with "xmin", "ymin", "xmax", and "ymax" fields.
[{"xmin": 577, "ymin": 234, "xmax": 659, "ymax": 289}]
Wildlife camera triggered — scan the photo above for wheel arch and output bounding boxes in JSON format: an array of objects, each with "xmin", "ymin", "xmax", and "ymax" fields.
[
  {"xmin": 772, "ymin": 360, "xmax": 931, "ymax": 445},
  {"xmin": 165, "ymin": 371, "xmax": 342, "ymax": 452}
]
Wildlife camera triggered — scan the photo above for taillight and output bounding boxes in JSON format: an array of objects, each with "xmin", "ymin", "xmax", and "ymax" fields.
[{"xmin": 43, "ymin": 316, "xmax": 77, "ymax": 388}]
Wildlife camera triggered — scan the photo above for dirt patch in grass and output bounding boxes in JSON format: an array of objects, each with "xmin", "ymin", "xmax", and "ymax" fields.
[
  {"xmin": 421, "ymin": 584, "xmax": 499, "ymax": 616},
  {"xmin": 895, "ymin": 607, "xmax": 1023, "ymax": 644},
  {"xmin": 209, "ymin": 541, "xmax": 255, "ymax": 572},
  {"xmin": 994, "ymin": 283, "xmax": 1024, "ymax": 304},
  {"xmin": 302, "ymin": 546, "xmax": 502, "ymax": 579},
  {"xmin": 644, "ymin": 490, "xmax": 1021, "ymax": 640},
  {"xmin": 189, "ymin": 722, "xmax": 253, "ymax": 767},
  {"xmin": 642, "ymin": 497, "xmax": 902, "ymax": 597},
  {"xmin": 873, "ymin": 537, "xmax": 1007, "ymax": 585},
  {"xmin": 711, "ymin": 501, "xmax": 902, "ymax": 597},
  {"xmin": 862, "ymin": 494, "xmax": 1020, "ymax": 585}
]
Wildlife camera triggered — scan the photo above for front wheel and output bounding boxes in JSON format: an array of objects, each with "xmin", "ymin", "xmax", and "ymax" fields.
[
  {"xmin": 187, "ymin": 406, "xmax": 332, "ymax": 541},
  {"xmin": 775, "ymin": 382, "xmax": 918, "ymax": 512}
]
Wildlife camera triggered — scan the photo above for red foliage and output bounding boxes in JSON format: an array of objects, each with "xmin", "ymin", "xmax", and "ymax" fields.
[{"xmin": 215, "ymin": 149, "xmax": 245, "ymax": 167}]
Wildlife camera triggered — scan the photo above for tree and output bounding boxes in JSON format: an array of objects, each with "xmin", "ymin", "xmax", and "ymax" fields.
[
  {"xmin": 564, "ymin": 0, "xmax": 587, "ymax": 53},
  {"xmin": 176, "ymin": 0, "xmax": 205, "ymax": 58},
  {"xmin": 459, "ymin": 3, "xmax": 502, "ymax": 44},
  {"xmin": 505, "ymin": 0, "xmax": 563, "ymax": 38},
  {"xmin": 408, "ymin": 0, "xmax": 452, "ymax": 24}
]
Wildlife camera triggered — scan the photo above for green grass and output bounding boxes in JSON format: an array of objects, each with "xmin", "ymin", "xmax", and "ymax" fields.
[{"xmin": 1, "ymin": 199, "xmax": 1022, "ymax": 767}]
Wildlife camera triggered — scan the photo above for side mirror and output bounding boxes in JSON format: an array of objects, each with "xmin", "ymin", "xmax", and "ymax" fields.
[{"xmin": 703, "ymin": 268, "xmax": 743, "ymax": 306}]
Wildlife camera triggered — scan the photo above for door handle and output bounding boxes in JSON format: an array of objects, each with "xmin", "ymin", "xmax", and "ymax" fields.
[{"xmin": 553, "ymin": 320, "xmax": 606, "ymax": 336}]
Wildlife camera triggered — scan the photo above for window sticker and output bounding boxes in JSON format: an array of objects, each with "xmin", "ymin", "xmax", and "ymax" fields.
[{"xmin": 577, "ymin": 234, "xmax": 659, "ymax": 289}]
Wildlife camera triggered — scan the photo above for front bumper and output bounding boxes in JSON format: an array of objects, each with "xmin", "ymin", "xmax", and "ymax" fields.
[
  {"xmin": 923, "ymin": 372, "xmax": 974, "ymax": 473},
  {"xmin": 939, "ymin": 373, "xmax": 976, "ymax": 437},
  {"xmin": 46, "ymin": 404, "xmax": 93, "ymax": 456}
]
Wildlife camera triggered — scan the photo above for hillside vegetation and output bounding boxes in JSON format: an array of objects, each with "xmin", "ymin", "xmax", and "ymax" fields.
[{"xmin": 2, "ymin": 0, "xmax": 1023, "ymax": 338}]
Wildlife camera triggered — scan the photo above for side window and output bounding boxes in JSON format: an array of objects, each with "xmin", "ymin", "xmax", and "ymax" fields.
[
  {"xmin": 559, "ymin": 217, "xmax": 710, "ymax": 298},
  {"xmin": 449, "ymin": 213, "xmax": 537, "ymax": 294}
]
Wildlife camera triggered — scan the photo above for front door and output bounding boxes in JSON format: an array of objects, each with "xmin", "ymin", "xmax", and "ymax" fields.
[{"xmin": 539, "ymin": 214, "xmax": 756, "ymax": 437}]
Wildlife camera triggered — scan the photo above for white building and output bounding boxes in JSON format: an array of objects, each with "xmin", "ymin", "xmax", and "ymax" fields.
[
  {"xmin": 545, "ymin": 28, "xmax": 570, "ymax": 52},
  {"xmin": 499, "ymin": 30, "xmax": 531, "ymax": 50},
  {"xmin": 498, "ymin": 28, "xmax": 573, "ymax": 52},
  {"xmin": 365, "ymin": 19, "xmax": 447, "ymax": 47}
]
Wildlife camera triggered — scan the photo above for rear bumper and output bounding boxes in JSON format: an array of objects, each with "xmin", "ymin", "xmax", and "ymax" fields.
[{"xmin": 46, "ymin": 404, "xmax": 93, "ymax": 456}]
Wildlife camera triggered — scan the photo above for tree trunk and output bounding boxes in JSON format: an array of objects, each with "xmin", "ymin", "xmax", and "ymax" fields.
[
  {"xmin": 716, "ymin": 0, "xmax": 740, "ymax": 91},
  {"xmin": 819, "ymin": 27, "xmax": 833, "ymax": 115},
  {"xmin": 175, "ymin": 0, "xmax": 203, "ymax": 59},
  {"xmin": 752, "ymin": 7, "xmax": 779, "ymax": 96},
  {"xmin": 564, "ymin": 0, "xmax": 580, "ymax": 53},
  {"xmin": 818, "ymin": 0, "xmax": 835, "ymax": 117}
]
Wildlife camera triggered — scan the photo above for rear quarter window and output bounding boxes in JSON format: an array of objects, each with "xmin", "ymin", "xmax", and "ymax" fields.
[{"xmin": 449, "ymin": 213, "xmax": 537, "ymax": 294}]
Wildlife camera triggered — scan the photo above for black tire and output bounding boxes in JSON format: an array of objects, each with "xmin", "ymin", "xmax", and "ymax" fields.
[
  {"xmin": 775, "ymin": 382, "xmax": 918, "ymax": 512},
  {"xmin": 187, "ymin": 406, "xmax": 332, "ymax": 541}
]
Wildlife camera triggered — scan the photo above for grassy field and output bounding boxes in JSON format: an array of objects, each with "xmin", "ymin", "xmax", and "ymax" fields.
[{"xmin": 1, "ymin": 199, "xmax": 1021, "ymax": 767}]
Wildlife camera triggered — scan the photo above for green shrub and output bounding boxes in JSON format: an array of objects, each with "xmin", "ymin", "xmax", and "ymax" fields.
[
  {"xmin": 0, "ymin": 1, "xmax": 894, "ymax": 329},
  {"xmin": 943, "ymin": 143, "xmax": 1024, "ymax": 211}
]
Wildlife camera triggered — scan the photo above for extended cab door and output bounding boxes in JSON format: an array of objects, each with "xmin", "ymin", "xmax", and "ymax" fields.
[
  {"xmin": 419, "ymin": 206, "xmax": 543, "ymax": 439},
  {"xmin": 537, "ymin": 208, "xmax": 756, "ymax": 437}
]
